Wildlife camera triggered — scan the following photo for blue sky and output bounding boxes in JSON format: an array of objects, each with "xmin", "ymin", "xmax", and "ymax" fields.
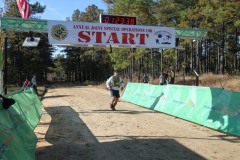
[{"xmin": 31, "ymin": 0, "xmax": 107, "ymax": 20}]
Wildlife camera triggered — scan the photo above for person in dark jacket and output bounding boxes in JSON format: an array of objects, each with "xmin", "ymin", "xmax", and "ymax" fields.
[{"xmin": 143, "ymin": 74, "xmax": 149, "ymax": 83}]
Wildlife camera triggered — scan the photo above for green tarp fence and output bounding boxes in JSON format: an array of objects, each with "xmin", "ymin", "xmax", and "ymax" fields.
[
  {"xmin": 0, "ymin": 87, "xmax": 42, "ymax": 160},
  {"xmin": 121, "ymin": 83, "xmax": 240, "ymax": 137}
]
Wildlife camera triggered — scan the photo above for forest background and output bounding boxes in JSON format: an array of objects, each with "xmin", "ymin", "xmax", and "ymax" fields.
[{"xmin": 1, "ymin": 0, "xmax": 240, "ymax": 91}]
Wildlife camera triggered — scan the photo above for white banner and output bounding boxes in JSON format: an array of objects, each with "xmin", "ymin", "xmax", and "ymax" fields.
[{"xmin": 48, "ymin": 20, "xmax": 176, "ymax": 48}]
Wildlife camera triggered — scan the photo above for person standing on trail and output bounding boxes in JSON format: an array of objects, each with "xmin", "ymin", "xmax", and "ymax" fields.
[
  {"xmin": 106, "ymin": 71, "xmax": 124, "ymax": 111},
  {"xmin": 159, "ymin": 71, "xmax": 165, "ymax": 85},
  {"xmin": 31, "ymin": 75, "xmax": 38, "ymax": 95},
  {"xmin": 164, "ymin": 70, "xmax": 169, "ymax": 84},
  {"xmin": 143, "ymin": 74, "xmax": 149, "ymax": 83},
  {"xmin": 22, "ymin": 78, "xmax": 30, "ymax": 90},
  {"xmin": 169, "ymin": 70, "xmax": 175, "ymax": 84}
]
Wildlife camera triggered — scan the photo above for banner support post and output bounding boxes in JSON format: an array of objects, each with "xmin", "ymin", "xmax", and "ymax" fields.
[{"xmin": 3, "ymin": 30, "xmax": 8, "ymax": 94}]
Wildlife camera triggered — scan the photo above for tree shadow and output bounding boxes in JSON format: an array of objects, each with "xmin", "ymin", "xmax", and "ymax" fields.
[
  {"xmin": 36, "ymin": 106, "xmax": 206, "ymax": 160},
  {"xmin": 36, "ymin": 106, "xmax": 98, "ymax": 160},
  {"xmin": 41, "ymin": 95, "xmax": 71, "ymax": 100},
  {"xmin": 145, "ymin": 85, "xmax": 240, "ymax": 137},
  {"xmin": 96, "ymin": 138, "xmax": 206, "ymax": 160},
  {"xmin": 91, "ymin": 110, "xmax": 157, "ymax": 114},
  {"xmin": 207, "ymin": 88, "xmax": 240, "ymax": 137},
  {"xmin": 150, "ymin": 93, "xmax": 164, "ymax": 110}
]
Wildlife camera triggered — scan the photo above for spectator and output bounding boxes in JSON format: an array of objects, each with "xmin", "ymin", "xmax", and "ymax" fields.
[
  {"xmin": 169, "ymin": 70, "xmax": 175, "ymax": 84},
  {"xmin": 159, "ymin": 71, "xmax": 165, "ymax": 85},
  {"xmin": 164, "ymin": 70, "xmax": 169, "ymax": 84},
  {"xmin": 31, "ymin": 75, "xmax": 38, "ymax": 95},
  {"xmin": 143, "ymin": 74, "xmax": 149, "ymax": 83},
  {"xmin": 22, "ymin": 78, "xmax": 30, "ymax": 90}
]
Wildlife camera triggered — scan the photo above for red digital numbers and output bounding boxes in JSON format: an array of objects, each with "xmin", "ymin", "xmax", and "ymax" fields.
[
  {"xmin": 120, "ymin": 17, "xmax": 125, "ymax": 24},
  {"xmin": 130, "ymin": 18, "xmax": 135, "ymax": 25},
  {"xmin": 104, "ymin": 17, "xmax": 109, "ymax": 23},
  {"xmin": 101, "ymin": 14, "xmax": 136, "ymax": 25}
]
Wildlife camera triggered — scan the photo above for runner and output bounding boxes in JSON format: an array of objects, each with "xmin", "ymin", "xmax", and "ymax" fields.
[{"xmin": 106, "ymin": 70, "xmax": 124, "ymax": 111}]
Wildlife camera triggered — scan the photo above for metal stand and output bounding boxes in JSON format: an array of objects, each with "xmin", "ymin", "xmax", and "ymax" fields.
[
  {"xmin": 193, "ymin": 70, "xmax": 199, "ymax": 86},
  {"xmin": 3, "ymin": 31, "xmax": 7, "ymax": 94}
]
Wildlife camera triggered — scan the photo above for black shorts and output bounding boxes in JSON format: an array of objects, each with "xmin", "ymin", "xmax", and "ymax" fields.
[{"xmin": 110, "ymin": 89, "xmax": 120, "ymax": 98}]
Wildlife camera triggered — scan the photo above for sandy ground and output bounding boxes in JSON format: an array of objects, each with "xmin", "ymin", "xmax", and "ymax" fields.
[{"xmin": 34, "ymin": 84, "xmax": 240, "ymax": 160}]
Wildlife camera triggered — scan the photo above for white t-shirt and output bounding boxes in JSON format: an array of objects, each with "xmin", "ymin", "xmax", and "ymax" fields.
[{"xmin": 106, "ymin": 76, "xmax": 124, "ymax": 90}]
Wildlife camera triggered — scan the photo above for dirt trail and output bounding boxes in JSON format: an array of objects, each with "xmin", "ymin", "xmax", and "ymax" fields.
[{"xmin": 35, "ymin": 84, "xmax": 240, "ymax": 160}]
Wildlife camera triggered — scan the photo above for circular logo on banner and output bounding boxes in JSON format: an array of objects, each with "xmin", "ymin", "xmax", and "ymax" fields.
[
  {"xmin": 154, "ymin": 30, "xmax": 172, "ymax": 45},
  {"xmin": 51, "ymin": 24, "xmax": 68, "ymax": 40}
]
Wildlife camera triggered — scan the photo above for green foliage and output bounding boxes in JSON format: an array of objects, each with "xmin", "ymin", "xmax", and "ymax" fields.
[
  {"xmin": 71, "ymin": 5, "xmax": 104, "ymax": 22},
  {"xmin": 30, "ymin": 2, "xmax": 46, "ymax": 15},
  {"xmin": 48, "ymin": 0, "xmax": 240, "ymax": 80},
  {"xmin": 72, "ymin": 9, "xmax": 81, "ymax": 21},
  {"xmin": 154, "ymin": 0, "xmax": 198, "ymax": 27},
  {"xmin": 1, "ymin": 0, "xmax": 53, "ymax": 84},
  {"xmin": 50, "ymin": 54, "xmax": 66, "ymax": 79},
  {"xmin": 109, "ymin": 48, "xmax": 130, "ymax": 70},
  {"xmin": 2, "ymin": 0, "xmax": 240, "ymax": 85}
]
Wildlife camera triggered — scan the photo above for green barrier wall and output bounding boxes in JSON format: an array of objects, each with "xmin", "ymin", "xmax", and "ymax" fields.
[
  {"xmin": 121, "ymin": 83, "xmax": 240, "ymax": 137},
  {"xmin": 0, "ymin": 87, "xmax": 42, "ymax": 160}
]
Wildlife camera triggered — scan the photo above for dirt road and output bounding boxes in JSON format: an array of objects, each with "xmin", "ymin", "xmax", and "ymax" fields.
[{"xmin": 35, "ymin": 84, "xmax": 240, "ymax": 160}]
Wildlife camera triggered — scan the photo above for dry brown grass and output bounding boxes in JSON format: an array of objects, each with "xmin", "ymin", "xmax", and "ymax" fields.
[
  {"xmin": 199, "ymin": 73, "xmax": 240, "ymax": 92},
  {"xmin": 171, "ymin": 73, "xmax": 240, "ymax": 92},
  {"xmin": 96, "ymin": 73, "xmax": 240, "ymax": 92}
]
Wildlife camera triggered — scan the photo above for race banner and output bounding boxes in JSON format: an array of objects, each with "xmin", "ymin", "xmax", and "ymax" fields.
[{"xmin": 47, "ymin": 20, "xmax": 176, "ymax": 48}]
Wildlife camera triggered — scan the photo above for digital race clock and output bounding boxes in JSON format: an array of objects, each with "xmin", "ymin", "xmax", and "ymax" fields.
[{"xmin": 100, "ymin": 14, "xmax": 137, "ymax": 25}]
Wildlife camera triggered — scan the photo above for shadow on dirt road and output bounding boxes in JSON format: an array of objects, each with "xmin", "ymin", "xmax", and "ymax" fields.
[{"xmin": 36, "ymin": 105, "xmax": 206, "ymax": 160}]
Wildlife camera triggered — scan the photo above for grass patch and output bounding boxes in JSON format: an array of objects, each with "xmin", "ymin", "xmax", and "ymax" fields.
[{"xmin": 96, "ymin": 73, "xmax": 240, "ymax": 92}]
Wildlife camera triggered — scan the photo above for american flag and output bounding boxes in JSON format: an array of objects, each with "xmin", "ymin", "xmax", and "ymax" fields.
[{"xmin": 16, "ymin": 0, "xmax": 31, "ymax": 19}]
